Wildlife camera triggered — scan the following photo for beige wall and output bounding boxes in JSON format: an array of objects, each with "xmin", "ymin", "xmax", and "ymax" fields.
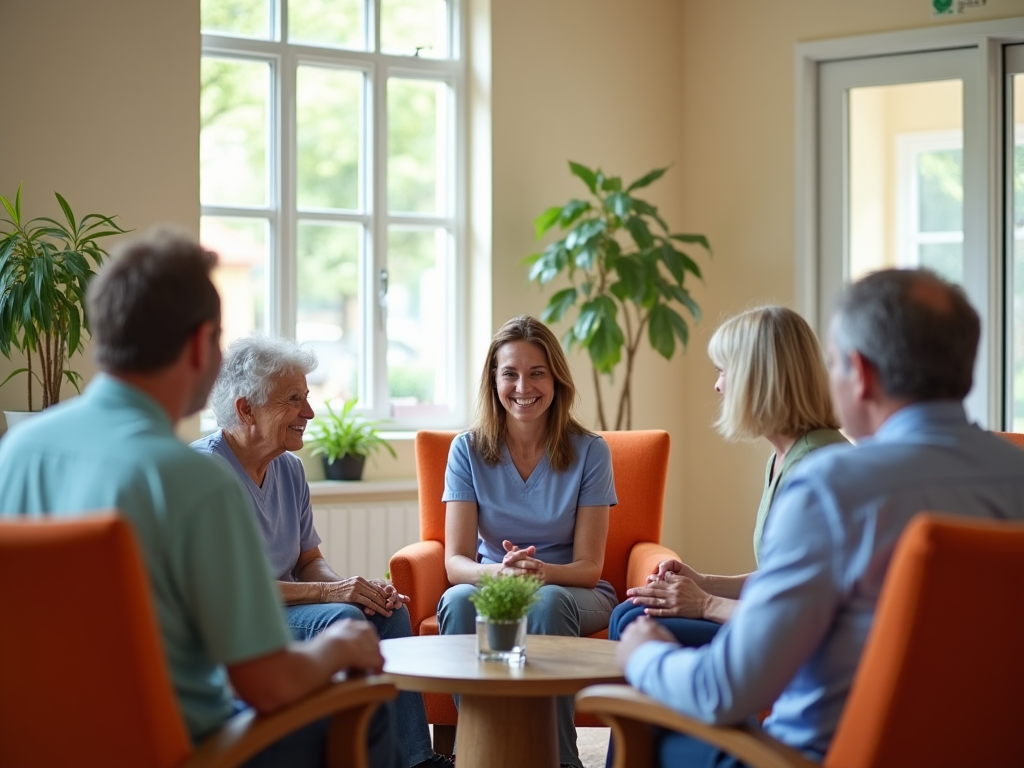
[
  {"xmin": 0, "ymin": 0, "xmax": 199, "ymax": 420},
  {"xmin": 3, "ymin": 0, "xmax": 1023, "ymax": 574}
]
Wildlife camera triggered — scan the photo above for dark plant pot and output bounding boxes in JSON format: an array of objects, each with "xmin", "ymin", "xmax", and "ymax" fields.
[
  {"xmin": 322, "ymin": 454, "xmax": 366, "ymax": 481},
  {"xmin": 486, "ymin": 619, "xmax": 523, "ymax": 651}
]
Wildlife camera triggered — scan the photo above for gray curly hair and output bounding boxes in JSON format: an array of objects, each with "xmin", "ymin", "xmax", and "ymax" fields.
[{"xmin": 210, "ymin": 333, "xmax": 318, "ymax": 430}]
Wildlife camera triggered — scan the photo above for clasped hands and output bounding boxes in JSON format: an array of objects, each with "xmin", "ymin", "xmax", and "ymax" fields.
[
  {"xmin": 321, "ymin": 576, "xmax": 410, "ymax": 617},
  {"xmin": 623, "ymin": 558, "xmax": 710, "ymax": 619},
  {"xmin": 500, "ymin": 539, "xmax": 546, "ymax": 582}
]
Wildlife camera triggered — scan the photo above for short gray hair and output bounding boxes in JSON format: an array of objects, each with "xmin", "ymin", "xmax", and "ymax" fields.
[
  {"xmin": 210, "ymin": 333, "xmax": 318, "ymax": 429},
  {"xmin": 832, "ymin": 268, "xmax": 980, "ymax": 401}
]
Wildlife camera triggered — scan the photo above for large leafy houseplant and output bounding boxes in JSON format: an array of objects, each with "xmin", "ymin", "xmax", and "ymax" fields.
[
  {"xmin": 524, "ymin": 162, "xmax": 711, "ymax": 430},
  {"xmin": 306, "ymin": 397, "xmax": 397, "ymax": 480},
  {"xmin": 0, "ymin": 185, "xmax": 128, "ymax": 411}
]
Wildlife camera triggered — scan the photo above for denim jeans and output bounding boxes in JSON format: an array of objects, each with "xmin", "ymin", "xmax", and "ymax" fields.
[
  {"xmin": 437, "ymin": 580, "xmax": 617, "ymax": 768},
  {"xmin": 288, "ymin": 602, "xmax": 434, "ymax": 767},
  {"xmin": 607, "ymin": 600, "xmax": 721, "ymax": 647}
]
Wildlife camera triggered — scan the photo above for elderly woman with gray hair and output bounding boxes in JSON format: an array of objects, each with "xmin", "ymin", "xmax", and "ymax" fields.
[{"xmin": 190, "ymin": 333, "xmax": 453, "ymax": 768}]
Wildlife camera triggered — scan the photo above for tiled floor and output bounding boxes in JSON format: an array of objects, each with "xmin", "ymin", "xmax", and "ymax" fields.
[{"xmin": 577, "ymin": 727, "xmax": 611, "ymax": 768}]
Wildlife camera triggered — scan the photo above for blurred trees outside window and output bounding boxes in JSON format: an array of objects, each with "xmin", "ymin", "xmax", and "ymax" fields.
[{"xmin": 201, "ymin": 0, "xmax": 462, "ymax": 426}]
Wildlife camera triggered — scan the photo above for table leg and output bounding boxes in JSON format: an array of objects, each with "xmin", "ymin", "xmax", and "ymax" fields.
[{"xmin": 457, "ymin": 694, "xmax": 558, "ymax": 768}]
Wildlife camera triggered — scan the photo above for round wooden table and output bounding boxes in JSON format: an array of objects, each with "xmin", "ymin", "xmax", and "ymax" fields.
[{"xmin": 381, "ymin": 634, "xmax": 623, "ymax": 768}]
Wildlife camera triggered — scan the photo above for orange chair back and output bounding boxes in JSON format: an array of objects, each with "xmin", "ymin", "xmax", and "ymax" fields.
[
  {"xmin": 994, "ymin": 430, "xmax": 1024, "ymax": 450},
  {"xmin": 0, "ymin": 514, "xmax": 192, "ymax": 768},
  {"xmin": 413, "ymin": 429, "xmax": 671, "ymax": 600},
  {"xmin": 825, "ymin": 513, "xmax": 1024, "ymax": 768}
]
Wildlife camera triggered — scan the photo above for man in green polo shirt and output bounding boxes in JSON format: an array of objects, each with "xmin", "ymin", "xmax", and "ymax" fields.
[{"xmin": 0, "ymin": 228, "xmax": 400, "ymax": 768}]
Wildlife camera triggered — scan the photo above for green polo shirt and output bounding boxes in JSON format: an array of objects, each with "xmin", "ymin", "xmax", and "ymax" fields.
[
  {"xmin": 753, "ymin": 428, "xmax": 849, "ymax": 565},
  {"xmin": 0, "ymin": 375, "xmax": 291, "ymax": 740}
]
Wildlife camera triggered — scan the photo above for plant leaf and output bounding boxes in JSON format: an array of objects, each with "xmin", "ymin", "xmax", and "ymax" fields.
[
  {"xmin": 626, "ymin": 166, "xmax": 669, "ymax": 192},
  {"xmin": 648, "ymin": 304, "xmax": 676, "ymax": 359},
  {"xmin": 539, "ymin": 287, "xmax": 578, "ymax": 323},
  {"xmin": 625, "ymin": 216, "xmax": 654, "ymax": 250},
  {"xmin": 671, "ymin": 233, "xmax": 712, "ymax": 255},
  {"xmin": 605, "ymin": 191, "xmax": 632, "ymax": 218},
  {"xmin": 569, "ymin": 161, "xmax": 598, "ymax": 194},
  {"xmin": 533, "ymin": 206, "xmax": 562, "ymax": 239}
]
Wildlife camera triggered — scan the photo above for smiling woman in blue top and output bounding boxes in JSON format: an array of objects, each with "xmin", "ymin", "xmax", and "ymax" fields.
[
  {"xmin": 437, "ymin": 314, "xmax": 618, "ymax": 768},
  {"xmin": 608, "ymin": 306, "xmax": 848, "ymax": 647}
]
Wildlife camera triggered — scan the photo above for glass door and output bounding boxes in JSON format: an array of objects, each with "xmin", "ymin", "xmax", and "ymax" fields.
[{"xmin": 817, "ymin": 48, "xmax": 992, "ymax": 423}]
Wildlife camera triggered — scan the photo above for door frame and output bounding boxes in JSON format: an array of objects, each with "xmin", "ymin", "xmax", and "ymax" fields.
[{"xmin": 794, "ymin": 16, "xmax": 1024, "ymax": 427}]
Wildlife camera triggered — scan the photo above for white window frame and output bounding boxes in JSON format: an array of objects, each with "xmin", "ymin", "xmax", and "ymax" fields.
[
  {"xmin": 896, "ymin": 130, "xmax": 964, "ymax": 270},
  {"xmin": 201, "ymin": 0, "xmax": 468, "ymax": 428}
]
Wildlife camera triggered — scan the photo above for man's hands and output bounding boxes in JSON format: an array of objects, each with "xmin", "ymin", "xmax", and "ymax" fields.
[
  {"xmin": 320, "ymin": 576, "xmax": 410, "ymax": 617},
  {"xmin": 500, "ymin": 540, "xmax": 546, "ymax": 582},
  {"xmin": 322, "ymin": 619, "xmax": 386, "ymax": 675},
  {"xmin": 616, "ymin": 616, "xmax": 678, "ymax": 671},
  {"xmin": 626, "ymin": 572, "xmax": 712, "ymax": 619}
]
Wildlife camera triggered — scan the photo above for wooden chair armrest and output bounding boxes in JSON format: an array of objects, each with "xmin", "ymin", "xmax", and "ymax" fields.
[
  {"xmin": 184, "ymin": 676, "xmax": 397, "ymax": 768},
  {"xmin": 576, "ymin": 685, "xmax": 817, "ymax": 768},
  {"xmin": 389, "ymin": 540, "xmax": 449, "ymax": 633},
  {"xmin": 626, "ymin": 542, "xmax": 681, "ymax": 590}
]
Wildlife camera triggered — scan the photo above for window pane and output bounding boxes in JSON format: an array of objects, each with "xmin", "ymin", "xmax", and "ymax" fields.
[
  {"xmin": 387, "ymin": 226, "xmax": 451, "ymax": 418},
  {"xmin": 848, "ymin": 80, "xmax": 962, "ymax": 280},
  {"xmin": 201, "ymin": 57, "xmax": 270, "ymax": 207},
  {"xmin": 1012, "ymin": 75, "xmax": 1024, "ymax": 430},
  {"xmin": 388, "ymin": 78, "xmax": 447, "ymax": 214},
  {"xmin": 201, "ymin": 0, "xmax": 270, "ymax": 39},
  {"xmin": 918, "ymin": 242, "xmax": 963, "ymax": 284},
  {"xmin": 918, "ymin": 148, "xmax": 963, "ymax": 231},
  {"xmin": 297, "ymin": 222, "xmax": 363, "ymax": 404},
  {"xmin": 381, "ymin": 0, "xmax": 449, "ymax": 58},
  {"xmin": 289, "ymin": 0, "xmax": 366, "ymax": 50},
  {"xmin": 297, "ymin": 66, "xmax": 364, "ymax": 211},
  {"xmin": 201, "ymin": 216, "xmax": 268, "ymax": 342}
]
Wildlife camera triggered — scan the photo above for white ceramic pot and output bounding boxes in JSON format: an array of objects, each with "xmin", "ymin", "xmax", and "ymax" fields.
[{"xmin": 2, "ymin": 410, "xmax": 38, "ymax": 432}]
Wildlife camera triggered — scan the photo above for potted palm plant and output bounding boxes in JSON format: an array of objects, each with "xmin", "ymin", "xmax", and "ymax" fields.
[
  {"xmin": 0, "ymin": 184, "xmax": 128, "ymax": 425},
  {"xmin": 470, "ymin": 572, "xmax": 542, "ymax": 664},
  {"xmin": 305, "ymin": 397, "xmax": 397, "ymax": 480}
]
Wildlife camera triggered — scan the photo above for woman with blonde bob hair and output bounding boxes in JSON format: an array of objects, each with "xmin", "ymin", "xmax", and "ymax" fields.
[
  {"xmin": 609, "ymin": 305, "xmax": 848, "ymax": 647},
  {"xmin": 437, "ymin": 315, "xmax": 618, "ymax": 768}
]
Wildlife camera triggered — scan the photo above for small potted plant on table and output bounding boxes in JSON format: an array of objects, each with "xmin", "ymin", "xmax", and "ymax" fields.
[
  {"xmin": 470, "ymin": 573, "xmax": 542, "ymax": 664},
  {"xmin": 305, "ymin": 397, "xmax": 396, "ymax": 481}
]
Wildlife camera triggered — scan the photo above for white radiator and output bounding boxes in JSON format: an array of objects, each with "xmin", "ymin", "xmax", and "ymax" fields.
[{"xmin": 311, "ymin": 500, "xmax": 421, "ymax": 580}]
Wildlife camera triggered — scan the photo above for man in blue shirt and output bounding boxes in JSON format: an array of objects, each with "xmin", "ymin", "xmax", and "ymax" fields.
[
  {"xmin": 0, "ymin": 228, "xmax": 401, "ymax": 768},
  {"xmin": 617, "ymin": 268, "xmax": 1024, "ymax": 765}
]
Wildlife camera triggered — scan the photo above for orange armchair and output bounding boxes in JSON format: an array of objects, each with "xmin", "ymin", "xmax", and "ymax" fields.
[
  {"xmin": 577, "ymin": 513, "xmax": 1024, "ymax": 768},
  {"xmin": 994, "ymin": 430, "xmax": 1024, "ymax": 449},
  {"xmin": 389, "ymin": 429, "xmax": 678, "ymax": 750},
  {"xmin": 0, "ymin": 514, "xmax": 397, "ymax": 768}
]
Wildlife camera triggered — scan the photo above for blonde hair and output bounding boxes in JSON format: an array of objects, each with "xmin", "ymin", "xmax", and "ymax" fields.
[
  {"xmin": 707, "ymin": 306, "xmax": 838, "ymax": 441},
  {"xmin": 471, "ymin": 315, "xmax": 589, "ymax": 470}
]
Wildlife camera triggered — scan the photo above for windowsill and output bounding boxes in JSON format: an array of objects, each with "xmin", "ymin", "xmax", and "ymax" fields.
[{"xmin": 308, "ymin": 477, "xmax": 418, "ymax": 502}]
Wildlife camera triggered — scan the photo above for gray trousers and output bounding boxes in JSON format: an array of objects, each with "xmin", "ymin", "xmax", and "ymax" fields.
[{"xmin": 437, "ymin": 580, "xmax": 617, "ymax": 768}]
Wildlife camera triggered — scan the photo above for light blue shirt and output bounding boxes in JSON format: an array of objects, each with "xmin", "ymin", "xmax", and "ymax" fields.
[
  {"xmin": 191, "ymin": 430, "xmax": 321, "ymax": 581},
  {"xmin": 0, "ymin": 376, "xmax": 292, "ymax": 741},
  {"xmin": 443, "ymin": 430, "xmax": 617, "ymax": 565},
  {"xmin": 626, "ymin": 401, "xmax": 1024, "ymax": 760}
]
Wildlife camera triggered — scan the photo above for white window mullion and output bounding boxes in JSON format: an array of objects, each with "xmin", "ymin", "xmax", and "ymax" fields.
[
  {"xmin": 369, "ymin": 57, "xmax": 388, "ymax": 416},
  {"xmin": 275, "ymin": 51, "xmax": 296, "ymax": 339}
]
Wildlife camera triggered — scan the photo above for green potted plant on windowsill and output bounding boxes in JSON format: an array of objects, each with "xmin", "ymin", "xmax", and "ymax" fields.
[
  {"xmin": 470, "ymin": 573, "xmax": 542, "ymax": 663},
  {"xmin": 305, "ymin": 397, "xmax": 397, "ymax": 481},
  {"xmin": 0, "ymin": 184, "xmax": 128, "ymax": 430}
]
